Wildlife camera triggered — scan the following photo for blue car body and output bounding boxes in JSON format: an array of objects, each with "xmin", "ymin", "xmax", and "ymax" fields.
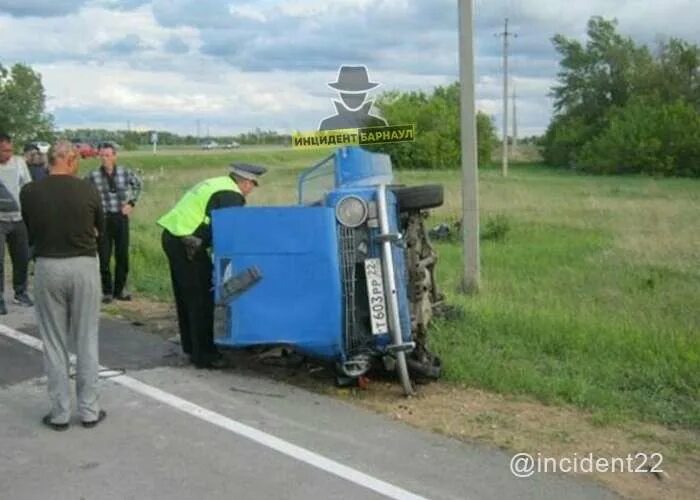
[{"xmin": 211, "ymin": 146, "xmax": 435, "ymax": 392}]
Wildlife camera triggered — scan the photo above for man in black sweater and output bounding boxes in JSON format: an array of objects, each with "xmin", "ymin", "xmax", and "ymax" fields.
[{"xmin": 20, "ymin": 141, "xmax": 106, "ymax": 431}]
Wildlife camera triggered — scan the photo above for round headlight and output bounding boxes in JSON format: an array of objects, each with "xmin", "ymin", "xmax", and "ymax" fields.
[{"xmin": 336, "ymin": 195, "xmax": 368, "ymax": 228}]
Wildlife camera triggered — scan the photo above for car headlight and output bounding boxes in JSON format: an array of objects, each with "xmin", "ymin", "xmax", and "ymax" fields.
[{"xmin": 336, "ymin": 195, "xmax": 368, "ymax": 228}]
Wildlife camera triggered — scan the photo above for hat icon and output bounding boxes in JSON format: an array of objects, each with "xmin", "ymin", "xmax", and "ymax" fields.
[{"xmin": 328, "ymin": 65, "xmax": 380, "ymax": 93}]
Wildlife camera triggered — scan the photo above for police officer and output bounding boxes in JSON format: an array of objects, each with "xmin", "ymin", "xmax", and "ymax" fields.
[{"xmin": 157, "ymin": 163, "xmax": 266, "ymax": 369}]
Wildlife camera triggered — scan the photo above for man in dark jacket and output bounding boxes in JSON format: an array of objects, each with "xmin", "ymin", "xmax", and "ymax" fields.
[{"xmin": 157, "ymin": 163, "xmax": 266, "ymax": 369}]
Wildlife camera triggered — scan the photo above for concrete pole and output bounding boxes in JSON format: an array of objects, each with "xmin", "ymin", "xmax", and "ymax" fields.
[
  {"xmin": 459, "ymin": 0, "xmax": 480, "ymax": 294},
  {"xmin": 501, "ymin": 17, "xmax": 510, "ymax": 177},
  {"xmin": 512, "ymin": 85, "xmax": 518, "ymax": 153}
]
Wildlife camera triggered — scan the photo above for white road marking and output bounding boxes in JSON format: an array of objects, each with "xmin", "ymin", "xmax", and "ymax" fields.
[
  {"xmin": 0, "ymin": 323, "xmax": 428, "ymax": 500},
  {"xmin": 0, "ymin": 324, "xmax": 43, "ymax": 350}
]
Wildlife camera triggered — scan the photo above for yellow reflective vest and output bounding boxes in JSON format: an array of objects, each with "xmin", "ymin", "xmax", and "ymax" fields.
[{"xmin": 157, "ymin": 176, "xmax": 241, "ymax": 236}]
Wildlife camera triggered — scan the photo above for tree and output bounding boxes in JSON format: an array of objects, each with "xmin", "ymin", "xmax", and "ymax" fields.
[
  {"xmin": 372, "ymin": 82, "xmax": 497, "ymax": 169},
  {"xmin": 545, "ymin": 17, "xmax": 653, "ymax": 166},
  {"xmin": 476, "ymin": 111, "xmax": 497, "ymax": 164},
  {"xmin": 651, "ymin": 39, "xmax": 700, "ymax": 106},
  {"xmin": 551, "ymin": 18, "xmax": 652, "ymax": 120},
  {"xmin": 543, "ymin": 17, "xmax": 700, "ymax": 176},
  {"xmin": 0, "ymin": 63, "xmax": 54, "ymax": 147}
]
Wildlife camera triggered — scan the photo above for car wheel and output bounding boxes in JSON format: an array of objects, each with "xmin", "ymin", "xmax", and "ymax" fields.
[{"xmin": 392, "ymin": 184, "xmax": 444, "ymax": 212}]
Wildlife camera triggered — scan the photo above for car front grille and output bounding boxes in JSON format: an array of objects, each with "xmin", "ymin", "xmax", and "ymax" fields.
[{"xmin": 338, "ymin": 225, "xmax": 374, "ymax": 355}]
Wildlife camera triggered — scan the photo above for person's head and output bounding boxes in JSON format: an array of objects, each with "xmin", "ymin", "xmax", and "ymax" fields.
[
  {"xmin": 99, "ymin": 142, "xmax": 117, "ymax": 169},
  {"xmin": 229, "ymin": 163, "xmax": 267, "ymax": 197},
  {"xmin": 232, "ymin": 175, "xmax": 257, "ymax": 196},
  {"xmin": 48, "ymin": 140, "xmax": 80, "ymax": 175},
  {"xmin": 23, "ymin": 144, "xmax": 46, "ymax": 166},
  {"xmin": 0, "ymin": 133, "xmax": 13, "ymax": 164}
]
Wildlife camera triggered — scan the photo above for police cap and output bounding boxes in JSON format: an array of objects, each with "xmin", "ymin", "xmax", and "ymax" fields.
[{"xmin": 229, "ymin": 163, "xmax": 267, "ymax": 186}]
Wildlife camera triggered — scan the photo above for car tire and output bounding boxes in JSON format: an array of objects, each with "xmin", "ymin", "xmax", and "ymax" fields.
[{"xmin": 392, "ymin": 184, "xmax": 444, "ymax": 211}]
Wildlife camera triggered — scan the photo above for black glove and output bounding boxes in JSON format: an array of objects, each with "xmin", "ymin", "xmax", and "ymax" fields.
[{"xmin": 182, "ymin": 236, "xmax": 203, "ymax": 261}]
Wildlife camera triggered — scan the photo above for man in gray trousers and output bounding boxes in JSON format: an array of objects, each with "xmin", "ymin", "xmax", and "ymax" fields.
[{"xmin": 20, "ymin": 141, "xmax": 106, "ymax": 431}]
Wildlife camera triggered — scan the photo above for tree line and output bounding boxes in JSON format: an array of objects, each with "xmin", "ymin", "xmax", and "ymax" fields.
[{"xmin": 61, "ymin": 128, "xmax": 291, "ymax": 150}]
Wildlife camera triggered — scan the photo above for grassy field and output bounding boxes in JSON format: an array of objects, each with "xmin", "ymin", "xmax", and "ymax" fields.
[{"xmin": 81, "ymin": 148, "xmax": 700, "ymax": 429}]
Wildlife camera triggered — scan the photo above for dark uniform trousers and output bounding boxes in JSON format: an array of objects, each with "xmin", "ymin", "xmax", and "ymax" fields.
[
  {"xmin": 161, "ymin": 229, "xmax": 218, "ymax": 365},
  {"xmin": 99, "ymin": 213, "xmax": 129, "ymax": 297}
]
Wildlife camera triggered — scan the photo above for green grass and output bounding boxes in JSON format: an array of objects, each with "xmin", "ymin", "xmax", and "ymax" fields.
[
  {"xmin": 406, "ymin": 165, "xmax": 700, "ymax": 428},
  {"xmin": 105, "ymin": 150, "xmax": 700, "ymax": 428}
]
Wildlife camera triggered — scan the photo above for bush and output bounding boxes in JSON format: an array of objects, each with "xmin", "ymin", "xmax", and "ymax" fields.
[
  {"xmin": 577, "ymin": 99, "xmax": 700, "ymax": 176},
  {"xmin": 481, "ymin": 214, "xmax": 511, "ymax": 242},
  {"xmin": 542, "ymin": 115, "xmax": 597, "ymax": 168}
]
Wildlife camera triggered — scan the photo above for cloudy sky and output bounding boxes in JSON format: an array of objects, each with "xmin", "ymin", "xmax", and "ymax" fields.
[{"xmin": 0, "ymin": 0, "xmax": 697, "ymax": 137}]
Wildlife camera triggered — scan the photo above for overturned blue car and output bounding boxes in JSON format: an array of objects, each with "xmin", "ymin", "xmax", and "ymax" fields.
[{"xmin": 211, "ymin": 146, "xmax": 444, "ymax": 394}]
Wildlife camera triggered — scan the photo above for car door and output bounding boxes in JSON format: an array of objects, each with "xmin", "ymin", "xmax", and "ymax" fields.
[{"xmin": 211, "ymin": 206, "xmax": 344, "ymax": 359}]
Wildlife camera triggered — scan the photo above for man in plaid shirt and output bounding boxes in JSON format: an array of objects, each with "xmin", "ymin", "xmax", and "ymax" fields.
[{"xmin": 86, "ymin": 143, "xmax": 142, "ymax": 303}]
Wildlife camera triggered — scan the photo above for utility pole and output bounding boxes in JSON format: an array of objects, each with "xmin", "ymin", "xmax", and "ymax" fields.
[
  {"xmin": 459, "ymin": 0, "xmax": 480, "ymax": 293},
  {"xmin": 512, "ymin": 84, "xmax": 518, "ymax": 153},
  {"xmin": 196, "ymin": 120, "xmax": 201, "ymax": 140},
  {"xmin": 496, "ymin": 18, "xmax": 516, "ymax": 177}
]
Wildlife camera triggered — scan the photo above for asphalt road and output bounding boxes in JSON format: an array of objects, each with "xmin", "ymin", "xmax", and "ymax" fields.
[{"xmin": 0, "ymin": 303, "xmax": 618, "ymax": 500}]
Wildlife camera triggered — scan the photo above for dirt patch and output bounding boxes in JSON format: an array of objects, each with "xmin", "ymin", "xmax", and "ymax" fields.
[
  {"xmin": 103, "ymin": 298, "xmax": 178, "ymax": 340},
  {"xmin": 109, "ymin": 298, "xmax": 699, "ymax": 500}
]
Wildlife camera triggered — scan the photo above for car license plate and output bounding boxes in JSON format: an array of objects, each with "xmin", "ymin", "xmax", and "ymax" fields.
[{"xmin": 364, "ymin": 258, "xmax": 389, "ymax": 335}]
